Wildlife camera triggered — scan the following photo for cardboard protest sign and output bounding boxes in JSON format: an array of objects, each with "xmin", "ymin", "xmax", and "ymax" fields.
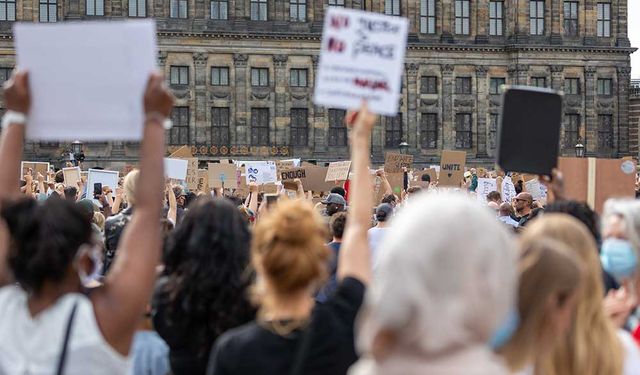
[
  {"xmin": 184, "ymin": 158, "xmax": 198, "ymax": 191},
  {"xmin": 497, "ymin": 87, "xmax": 562, "ymax": 175},
  {"xmin": 524, "ymin": 179, "xmax": 543, "ymax": 200},
  {"xmin": 197, "ymin": 169, "xmax": 209, "ymax": 192},
  {"xmin": 304, "ymin": 166, "xmax": 342, "ymax": 192},
  {"xmin": 276, "ymin": 159, "xmax": 296, "ymax": 175},
  {"xmin": 245, "ymin": 161, "xmax": 278, "ymax": 185},
  {"xmin": 476, "ymin": 178, "xmax": 498, "ymax": 202},
  {"xmin": 86, "ymin": 169, "xmax": 119, "ymax": 195},
  {"xmin": 314, "ymin": 8, "xmax": 409, "ymax": 116},
  {"xmin": 384, "ymin": 153, "xmax": 413, "ymax": 174},
  {"xmin": 208, "ymin": 163, "xmax": 238, "ymax": 189},
  {"xmin": 325, "ymin": 161, "xmax": 352, "ymax": 182},
  {"xmin": 501, "ymin": 176, "xmax": 517, "ymax": 203},
  {"xmin": 15, "ymin": 21, "xmax": 156, "ymax": 141},
  {"xmin": 62, "ymin": 167, "xmax": 81, "ymax": 188},
  {"xmin": 559, "ymin": 157, "xmax": 636, "ymax": 214},
  {"xmin": 21, "ymin": 161, "xmax": 50, "ymax": 178},
  {"xmin": 439, "ymin": 151, "xmax": 466, "ymax": 187},
  {"xmin": 164, "ymin": 158, "xmax": 189, "ymax": 181},
  {"xmin": 280, "ymin": 167, "xmax": 307, "ymax": 190},
  {"xmin": 169, "ymin": 145, "xmax": 193, "ymax": 159}
]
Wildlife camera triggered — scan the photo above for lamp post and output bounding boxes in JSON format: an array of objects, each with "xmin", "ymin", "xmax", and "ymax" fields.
[
  {"xmin": 70, "ymin": 140, "xmax": 85, "ymax": 166},
  {"xmin": 399, "ymin": 141, "xmax": 409, "ymax": 155},
  {"xmin": 574, "ymin": 138, "xmax": 585, "ymax": 158}
]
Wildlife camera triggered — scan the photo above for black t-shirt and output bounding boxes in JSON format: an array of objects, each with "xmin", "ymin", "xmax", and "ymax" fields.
[{"xmin": 207, "ymin": 277, "xmax": 365, "ymax": 375}]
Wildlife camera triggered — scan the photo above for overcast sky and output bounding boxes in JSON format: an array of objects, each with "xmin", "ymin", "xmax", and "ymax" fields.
[{"xmin": 631, "ymin": 2, "xmax": 639, "ymax": 78}]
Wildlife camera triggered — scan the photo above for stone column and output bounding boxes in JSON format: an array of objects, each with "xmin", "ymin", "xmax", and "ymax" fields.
[
  {"xmin": 617, "ymin": 0, "xmax": 630, "ymax": 47},
  {"xmin": 475, "ymin": 65, "xmax": 488, "ymax": 157},
  {"xmin": 617, "ymin": 66, "xmax": 631, "ymax": 156},
  {"xmin": 584, "ymin": 66, "xmax": 597, "ymax": 155},
  {"xmin": 550, "ymin": 65, "xmax": 564, "ymax": 91},
  {"xmin": 550, "ymin": 0, "xmax": 562, "ymax": 44},
  {"xmin": 505, "ymin": 0, "xmax": 517, "ymax": 38},
  {"xmin": 193, "ymin": 52, "xmax": 208, "ymax": 145},
  {"xmin": 65, "ymin": 0, "xmax": 81, "ymax": 19},
  {"xmin": 440, "ymin": 0, "xmax": 453, "ymax": 42},
  {"xmin": 233, "ymin": 53, "xmax": 249, "ymax": 146},
  {"xmin": 442, "ymin": 64, "xmax": 455, "ymax": 150},
  {"xmin": 273, "ymin": 54, "xmax": 288, "ymax": 147},
  {"xmin": 405, "ymin": 62, "xmax": 419, "ymax": 153},
  {"xmin": 311, "ymin": 55, "xmax": 327, "ymax": 156},
  {"xmin": 475, "ymin": 0, "xmax": 488, "ymax": 43},
  {"xmin": 516, "ymin": 64, "xmax": 529, "ymax": 86},
  {"xmin": 515, "ymin": 0, "xmax": 529, "ymax": 41},
  {"xmin": 158, "ymin": 50, "xmax": 167, "ymax": 71},
  {"xmin": 584, "ymin": 0, "xmax": 596, "ymax": 45}
]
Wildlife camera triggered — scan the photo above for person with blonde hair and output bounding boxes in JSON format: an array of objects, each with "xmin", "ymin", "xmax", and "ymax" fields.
[
  {"xmin": 207, "ymin": 103, "xmax": 376, "ymax": 375},
  {"xmin": 104, "ymin": 169, "xmax": 139, "ymax": 274},
  {"xmin": 350, "ymin": 192, "xmax": 517, "ymax": 375},
  {"xmin": 525, "ymin": 214, "xmax": 640, "ymax": 375},
  {"xmin": 498, "ymin": 238, "xmax": 583, "ymax": 374}
]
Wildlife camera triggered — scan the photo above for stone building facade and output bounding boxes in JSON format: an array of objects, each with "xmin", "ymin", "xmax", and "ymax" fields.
[{"xmin": 0, "ymin": 0, "xmax": 635, "ymax": 167}]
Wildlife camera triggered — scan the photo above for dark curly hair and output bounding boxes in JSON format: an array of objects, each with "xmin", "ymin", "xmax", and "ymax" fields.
[
  {"xmin": 153, "ymin": 197, "xmax": 255, "ymax": 372},
  {"xmin": 330, "ymin": 211, "xmax": 347, "ymax": 240},
  {"xmin": 2, "ymin": 198, "xmax": 92, "ymax": 293}
]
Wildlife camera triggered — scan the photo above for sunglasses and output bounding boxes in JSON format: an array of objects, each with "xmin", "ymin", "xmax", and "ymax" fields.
[{"xmin": 515, "ymin": 198, "xmax": 529, "ymax": 202}]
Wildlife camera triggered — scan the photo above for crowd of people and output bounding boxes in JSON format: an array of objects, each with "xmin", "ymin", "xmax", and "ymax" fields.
[{"xmin": 2, "ymin": 70, "xmax": 640, "ymax": 375}]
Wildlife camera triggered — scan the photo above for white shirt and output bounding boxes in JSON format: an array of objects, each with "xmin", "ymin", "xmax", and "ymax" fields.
[
  {"xmin": 498, "ymin": 215, "xmax": 520, "ymax": 228},
  {"xmin": 368, "ymin": 226, "xmax": 388, "ymax": 270},
  {"xmin": 0, "ymin": 285, "xmax": 130, "ymax": 375}
]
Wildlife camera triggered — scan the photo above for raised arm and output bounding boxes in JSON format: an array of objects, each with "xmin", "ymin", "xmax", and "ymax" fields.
[
  {"xmin": 93, "ymin": 72, "xmax": 174, "ymax": 355},
  {"xmin": 337, "ymin": 103, "xmax": 377, "ymax": 285},
  {"xmin": 166, "ymin": 182, "xmax": 177, "ymax": 225},
  {"xmin": 0, "ymin": 71, "xmax": 28, "ymax": 204},
  {"xmin": 376, "ymin": 169, "xmax": 393, "ymax": 197}
]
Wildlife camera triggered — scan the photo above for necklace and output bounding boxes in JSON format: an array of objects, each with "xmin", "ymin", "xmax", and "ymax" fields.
[{"xmin": 259, "ymin": 317, "xmax": 310, "ymax": 337}]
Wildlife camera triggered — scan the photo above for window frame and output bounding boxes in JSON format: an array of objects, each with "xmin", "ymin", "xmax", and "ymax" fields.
[
  {"xmin": 168, "ymin": 106, "xmax": 190, "ymax": 146},
  {"xmin": 563, "ymin": 1, "xmax": 578, "ymax": 36},
  {"xmin": 211, "ymin": 107, "xmax": 230, "ymax": 146},
  {"xmin": 170, "ymin": 66, "xmax": 190, "ymax": 86},
  {"xmin": 0, "ymin": 67, "xmax": 12, "ymax": 85},
  {"xmin": 564, "ymin": 114, "xmax": 580, "ymax": 151},
  {"xmin": 529, "ymin": 0, "xmax": 545, "ymax": 35},
  {"xmin": 250, "ymin": 0, "xmax": 267, "ymax": 21},
  {"xmin": 564, "ymin": 78, "xmax": 580, "ymax": 95},
  {"xmin": 420, "ymin": 0, "xmax": 436, "ymax": 34},
  {"xmin": 251, "ymin": 108, "xmax": 270, "ymax": 146},
  {"xmin": 421, "ymin": 75, "xmax": 438, "ymax": 94},
  {"xmin": 128, "ymin": 0, "xmax": 146, "ymax": 17},
  {"xmin": 489, "ymin": 0, "xmax": 504, "ymax": 36},
  {"xmin": 290, "ymin": 0, "xmax": 306, "ymax": 21},
  {"xmin": 597, "ymin": 114, "xmax": 613, "ymax": 153},
  {"xmin": 489, "ymin": 77, "xmax": 506, "ymax": 95},
  {"xmin": 328, "ymin": 109, "xmax": 347, "ymax": 147},
  {"xmin": 0, "ymin": 0, "xmax": 16, "ymax": 21},
  {"xmin": 210, "ymin": 0, "xmax": 228, "ymax": 19},
  {"xmin": 384, "ymin": 0, "xmax": 400, "ymax": 16},
  {"xmin": 211, "ymin": 67, "xmax": 230, "ymax": 86},
  {"xmin": 39, "ymin": 0, "xmax": 57, "ymax": 22},
  {"xmin": 420, "ymin": 113, "xmax": 438, "ymax": 149},
  {"xmin": 328, "ymin": 0, "xmax": 344, "ymax": 6},
  {"xmin": 455, "ymin": 113, "xmax": 473, "ymax": 149},
  {"xmin": 455, "ymin": 77, "xmax": 472, "ymax": 94},
  {"xmin": 454, "ymin": 0, "xmax": 470, "ymax": 35},
  {"xmin": 531, "ymin": 76, "xmax": 547, "ymax": 88},
  {"xmin": 489, "ymin": 113, "xmax": 499, "ymax": 150},
  {"xmin": 597, "ymin": 78, "xmax": 612, "ymax": 96},
  {"xmin": 86, "ymin": 0, "xmax": 104, "ymax": 16},
  {"xmin": 290, "ymin": 108, "xmax": 309, "ymax": 147},
  {"xmin": 597, "ymin": 2, "xmax": 611, "ymax": 37},
  {"xmin": 290, "ymin": 68, "xmax": 308, "ymax": 87},
  {"xmin": 170, "ymin": 0, "xmax": 188, "ymax": 18},
  {"xmin": 251, "ymin": 68, "xmax": 269, "ymax": 87},
  {"xmin": 384, "ymin": 113, "xmax": 403, "ymax": 148}
]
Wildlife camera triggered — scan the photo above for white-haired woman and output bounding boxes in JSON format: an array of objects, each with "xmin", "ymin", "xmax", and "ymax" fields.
[{"xmin": 349, "ymin": 193, "xmax": 517, "ymax": 375}]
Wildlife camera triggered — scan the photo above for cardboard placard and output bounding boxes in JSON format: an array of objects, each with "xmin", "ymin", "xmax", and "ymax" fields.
[
  {"xmin": 414, "ymin": 168, "xmax": 437, "ymax": 185},
  {"xmin": 62, "ymin": 167, "xmax": 81, "ymax": 188},
  {"xmin": 280, "ymin": 167, "xmax": 307, "ymax": 190},
  {"xmin": 314, "ymin": 7, "xmax": 409, "ymax": 116},
  {"xmin": 208, "ymin": 162, "xmax": 239, "ymax": 189},
  {"xmin": 197, "ymin": 169, "xmax": 209, "ymax": 192},
  {"xmin": 476, "ymin": 178, "xmax": 498, "ymax": 202},
  {"xmin": 439, "ymin": 151, "xmax": 466, "ymax": 187},
  {"xmin": 21, "ymin": 161, "xmax": 50, "ymax": 178},
  {"xmin": 325, "ymin": 161, "xmax": 352, "ymax": 182},
  {"xmin": 164, "ymin": 158, "xmax": 189, "ymax": 181},
  {"xmin": 169, "ymin": 145, "xmax": 193, "ymax": 159},
  {"xmin": 304, "ymin": 165, "xmax": 343, "ymax": 192},
  {"xmin": 384, "ymin": 152, "xmax": 413, "ymax": 174},
  {"xmin": 245, "ymin": 161, "xmax": 278, "ymax": 185},
  {"xmin": 185, "ymin": 158, "xmax": 199, "ymax": 191}
]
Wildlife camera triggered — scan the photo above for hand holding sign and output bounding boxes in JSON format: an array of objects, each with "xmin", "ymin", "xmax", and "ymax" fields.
[{"xmin": 4, "ymin": 70, "xmax": 30, "ymax": 114}]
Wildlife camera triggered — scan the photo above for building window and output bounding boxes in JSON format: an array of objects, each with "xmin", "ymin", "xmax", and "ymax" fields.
[
  {"xmin": 328, "ymin": 109, "xmax": 347, "ymax": 147},
  {"xmin": 564, "ymin": 114, "xmax": 580, "ymax": 150},
  {"xmin": 420, "ymin": 113, "xmax": 438, "ymax": 149},
  {"xmin": 0, "ymin": 68, "xmax": 12, "ymax": 85},
  {"xmin": 290, "ymin": 0, "xmax": 306, "ymax": 21},
  {"xmin": 211, "ymin": 107, "xmax": 230, "ymax": 146},
  {"xmin": 86, "ymin": 0, "xmax": 104, "ymax": 15},
  {"xmin": 385, "ymin": 0, "xmax": 400, "ymax": 15},
  {"xmin": 455, "ymin": 77, "xmax": 472, "ymax": 94},
  {"xmin": 597, "ymin": 78, "xmax": 612, "ymax": 96},
  {"xmin": 597, "ymin": 3, "xmax": 611, "ymax": 37},
  {"xmin": 0, "ymin": 0, "xmax": 16, "ymax": 21},
  {"xmin": 489, "ymin": 78, "xmax": 505, "ymax": 95},
  {"xmin": 455, "ymin": 0, "xmax": 470, "ymax": 35},
  {"xmin": 420, "ymin": 0, "xmax": 436, "ymax": 34},
  {"xmin": 129, "ymin": 0, "xmax": 146, "ymax": 17},
  {"xmin": 529, "ymin": 0, "xmax": 544, "ymax": 35},
  {"xmin": 169, "ymin": 107, "xmax": 190, "ymax": 145},
  {"xmin": 211, "ymin": 67, "xmax": 229, "ymax": 86},
  {"xmin": 384, "ymin": 114, "xmax": 402, "ymax": 148},
  {"xmin": 289, "ymin": 69, "xmax": 308, "ymax": 87},
  {"xmin": 290, "ymin": 108, "xmax": 308, "ymax": 146},
  {"xmin": 211, "ymin": 0, "xmax": 228, "ymax": 19},
  {"xmin": 597, "ymin": 114, "xmax": 613, "ymax": 152},
  {"xmin": 170, "ymin": 66, "xmax": 189, "ymax": 86},
  {"xmin": 39, "ymin": 0, "xmax": 57, "ymax": 22},
  {"xmin": 251, "ymin": 68, "xmax": 269, "ymax": 87},
  {"xmin": 170, "ymin": 0, "xmax": 188, "ymax": 18},
  {"xmin": 531, "ymin": 77, "xmax": 546, "ymax": 88},
  {"xmin": 489, "ymin": 1, "xmax": 503, "ymax": 36},
  {"xmin": 455, "ymin": 113, "xmax": 472, "ymax": 149},
  {"xmin": 251, "ymin": 0, "xmax": 267, "ymax": 20},
  {"xmin": 251, "ymin": 108, "xmax": 270, "ymax": 146},
  {"xmin": 328, "ymin": 0, "xmax": 344, "ymax": 6},
  {"xmin": 563, "ymin": 1, "xmax": 578, "ymax": 36},
  {"xmin": 564, "ymin": 78, "xmax": 580, "ymax": 95},
  {"xmin": 489, "ymin": 113, "xmax": 499, "ymax": 150},
  {"xmin": 420, "ymin": 76, "xmax": 437, "ymax": 94}
]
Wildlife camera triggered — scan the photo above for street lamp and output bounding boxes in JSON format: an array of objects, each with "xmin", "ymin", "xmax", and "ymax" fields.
[
  {"xmin": 574, "ymin": 138, "xmax": 585, "ymax": 158},
  {"xmin": 399, "ymin": 141, "xmax": 409, "ymax": 155}
]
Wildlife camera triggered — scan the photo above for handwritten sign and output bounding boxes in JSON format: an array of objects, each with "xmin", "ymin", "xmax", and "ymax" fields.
[
  {"xmin": 524, "ymin": 179, "xmax": 543, "ymax": 200},
  {"xmin": 245, "ymin": 161, "xmax": 278, "ymax": 185},
  {"xmin": 62, "ymin": 167, "xmax": 81, "ymax": 188},
  {"xmin": 501, "ymin": 176, "xmax": 517, "ymax": 203},
  {"xmin": 476, "ymin": 178, "xmax": 497, "ymax": 202},
  {"xmin": 184, "ymin": 158, "xmax": 198, "ymax": 191},
  {"xmin": 21, "ymin": 161, "xmax": 50, "ymax": 178},
  {"xmin": 197, "ymin": 169, "xmax": 209, "ymax": 192},
  {"xmin": 208, "ymin": 162, "xmax": 238, "ymax": 189},
  {"xmin": 384, "ymin": 152, "xmax": 413, "ymax": 174},
  {"xmin": 314, "ymin": 8, "xmax": 409, "ymax": 116},
  {"xmin": 439, "ymin": 151, "xmax": 466, "ymax": 187},
  {"xmin": 280, "ymin": 167, "xmax": 307, "ymax": 190},
  {"xmin": 325, "ymin": 161, "xmax": 352, "ymax": 182}
]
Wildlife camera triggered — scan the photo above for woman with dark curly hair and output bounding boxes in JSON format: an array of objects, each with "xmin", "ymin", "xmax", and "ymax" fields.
[{"xmin": 153, "ymin": 197, "xmax": 256, "ymax": 375}]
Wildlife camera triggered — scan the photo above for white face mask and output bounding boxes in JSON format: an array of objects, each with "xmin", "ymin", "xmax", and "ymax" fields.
[{"xmin": 75, "ymin": 244, "xmax": 103, "ymax": 287}]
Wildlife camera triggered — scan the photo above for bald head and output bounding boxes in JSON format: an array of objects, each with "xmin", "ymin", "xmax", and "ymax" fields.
[{"xmin": 516, "ymin": 192, "xmax": 533, "ymax": 205}]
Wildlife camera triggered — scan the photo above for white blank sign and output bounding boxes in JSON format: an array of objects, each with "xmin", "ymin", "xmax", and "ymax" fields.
[
  {"xmin": 86, "ymin": 169, "xmax": 119, "ymax": 196},
  {"xmin": 164, "ymin": 158, "xmax": 188, "ymax": 181},
  {"xmin": 14, "ymin": 20, "xmax": 157, "ymax": 141}
]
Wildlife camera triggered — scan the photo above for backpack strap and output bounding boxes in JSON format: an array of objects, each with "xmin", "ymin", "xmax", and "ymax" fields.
[{"xmin": 55, "ymin": 300, "xmax": 79, "ymax": 375}]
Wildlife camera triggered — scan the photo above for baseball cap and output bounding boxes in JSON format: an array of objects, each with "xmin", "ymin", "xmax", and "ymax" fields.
[
  {"xmin": 77, "ymin": 199, "xmax": 99, "ymax": 216},
  {"xmin": 321, "ymin": 193, "xmax": 347, "ymax": 206}
]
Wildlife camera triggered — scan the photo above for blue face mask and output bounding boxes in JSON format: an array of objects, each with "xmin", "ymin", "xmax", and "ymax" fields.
[
  {"xmin": 489, "ymin": 309, "xmax": 520, "ymax": 350},
  {"xmin": 601, "ymin": 238, "xmax": 638, "ymax": 281}
]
